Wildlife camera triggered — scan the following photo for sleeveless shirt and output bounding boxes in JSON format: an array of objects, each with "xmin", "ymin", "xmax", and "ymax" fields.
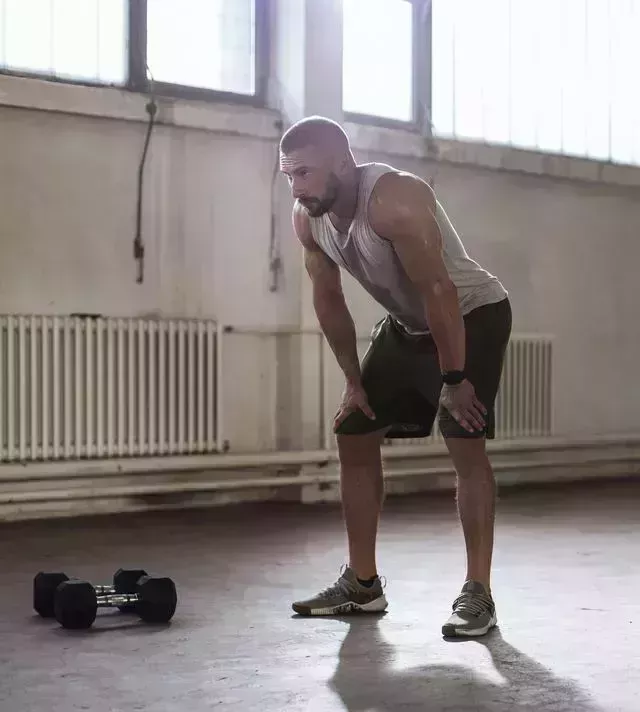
[{"xmin": 307, "ymin": 162, "xmax": 507, "ymax": 335}]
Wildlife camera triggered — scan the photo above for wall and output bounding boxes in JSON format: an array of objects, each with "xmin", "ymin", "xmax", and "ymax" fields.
[
  {"xmin": 1, "ymin": 61, "xmax": 640, "ymax": 452},
  {"xmin": 0, "ymin": 81, "xmax": 296, "ymax": 329}
]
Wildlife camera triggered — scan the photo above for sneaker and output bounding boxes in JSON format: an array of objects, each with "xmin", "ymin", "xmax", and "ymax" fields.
[
  {"xmin": 441, "ymin": 580, "xmax": 497, "ymax": 637},
  {"xmin": 292, "ymin": 566, "xmax": 388, "ymax": 616}
]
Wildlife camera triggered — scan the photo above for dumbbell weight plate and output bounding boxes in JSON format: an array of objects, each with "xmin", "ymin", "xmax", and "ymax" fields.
[
  {"xmin": 136, "ymin": 576, "xmax": 178, "ymax": 624},
  {"xmin": 54, "ymin": 580, "xmax": 98, "ymax": 629},
  {"xmin": 113, "ymin": 569, "xmax": 147, "ymax": 612},
  {"xmin": 34, "ymin": 572, "xmax": 69, "ymax": 618}
]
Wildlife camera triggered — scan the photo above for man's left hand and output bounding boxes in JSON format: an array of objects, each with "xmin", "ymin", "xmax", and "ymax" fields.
[{"xmin": 439, "ymin": 379, "xmax": 487, "ymax": 433}]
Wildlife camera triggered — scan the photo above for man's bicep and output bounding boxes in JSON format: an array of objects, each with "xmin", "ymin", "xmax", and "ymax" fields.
[
  {"xmin": 292, "ymin": 203, "xmax": 343, "ymax": 295},
  {"xmin": 391, "ymin": 217, "xmax": 451, "ymax": 294},
  {"xmin": 304, "ymin": 246, "xmax": 342, "ymax": 294},
  {"xmin": 369, "ymin": 174, "xmax": 451, "ymax": 293}
]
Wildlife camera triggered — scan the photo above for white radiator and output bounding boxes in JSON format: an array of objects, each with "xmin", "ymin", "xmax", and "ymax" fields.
[
  {"xmin": 494, "ymin": 335, "xmax": 553, "ymax": 438},
  {"xmin": 0, "ymin": 316, "xmax": 222, "ymax": 462},
  {"xmin": 383, "ymin": 334, "xmax": 554, "ymax": 446}
]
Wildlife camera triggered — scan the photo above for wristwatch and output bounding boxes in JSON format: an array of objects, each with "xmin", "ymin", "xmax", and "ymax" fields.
[{"xmin": 442, "ymin": 370, "xmax": 465, "ymax": 386}]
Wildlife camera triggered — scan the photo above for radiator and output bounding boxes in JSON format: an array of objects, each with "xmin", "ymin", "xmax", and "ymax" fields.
[
  {"xmin": 383, "ymin": 334, "xmax": 554, "ymax": 446},
  {"xmin": 0, "ymin": 316, "xmax": 222, "ymax": 462}
]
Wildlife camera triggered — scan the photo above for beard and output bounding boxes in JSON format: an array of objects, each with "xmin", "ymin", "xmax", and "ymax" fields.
[{"xmin": 300, "ymin": 173, "xmax": 341, "ymax": 217}]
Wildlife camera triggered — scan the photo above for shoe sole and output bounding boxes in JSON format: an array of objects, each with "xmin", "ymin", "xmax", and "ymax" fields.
[
  {"xmin": 441, "ymin": 612, "xmax": 498, "ymax": 638},
  {"xmin": 292, "ymin": 594, "xmax": 388, "ymax": 616}
]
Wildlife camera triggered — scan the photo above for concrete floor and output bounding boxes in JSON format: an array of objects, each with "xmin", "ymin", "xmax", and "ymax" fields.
[{"xmin": 0, "ymin": 479, "xmax": 638, "ymax": 712}]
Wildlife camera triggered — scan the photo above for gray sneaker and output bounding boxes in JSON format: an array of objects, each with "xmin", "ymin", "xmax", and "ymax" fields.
[
  {"xmin": 292, "ymin": 566, "xmax": 388, "ymax": 616},
  {"xmin": 441, "ymin": 580, "xmax": 497, "ymax": 637}
]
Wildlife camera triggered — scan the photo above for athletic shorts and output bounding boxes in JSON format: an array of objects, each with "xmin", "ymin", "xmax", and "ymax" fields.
[{"xmin": 335, "ymin": 297, "xmax": 512, "ymax": 440}]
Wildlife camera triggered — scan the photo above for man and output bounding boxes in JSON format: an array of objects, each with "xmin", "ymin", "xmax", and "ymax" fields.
[{"xmin": 279, "ymin": 116, "xmax": 511, "ymax": 637}]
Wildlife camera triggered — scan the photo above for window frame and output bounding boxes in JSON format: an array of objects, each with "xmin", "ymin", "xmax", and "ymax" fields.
[
  {"xmin": 0, "ymin": 0, "xmax": 269, "ymax": 106},
  {"xmin": 129, "ymin": 0, "xmax": 269, "ymax": 106},
  {"xmin": 342, "ymin": 0, "xmax": 432, "ymax": 135}
]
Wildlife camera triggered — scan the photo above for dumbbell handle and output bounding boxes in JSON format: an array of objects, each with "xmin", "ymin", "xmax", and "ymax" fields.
[
  {"xmin": 96, "ymin": 592, "xmax": 140, "ymax": 608},
  {"xmin": 94, "ymin": 584, "xmax": 119, "ymax": 596},
  {"xmin": 94, "ymin": 585, "xmax": 116, "ymax": 595}
]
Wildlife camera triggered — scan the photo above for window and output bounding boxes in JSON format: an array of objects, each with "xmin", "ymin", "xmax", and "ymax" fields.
[
  {"xmin": 146, "ymin": 0, "xmax": 257, "ymax": 96},
  {"xmin": 0, "ymin": 0, "xmax": 127, "ymax": 85},
  {"xmin": 431, "ymin": 0, "xmax": 640, "ymax": 166},
  {"xmin": 0, "ymin": 0, "xmax": 262, "ymax": 100},
  {"xmin": 342, "ymin": 0, "xmax": 415, "ymax": 124}
]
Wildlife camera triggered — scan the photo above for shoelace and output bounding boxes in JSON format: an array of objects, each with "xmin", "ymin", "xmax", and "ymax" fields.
[
  {"xmin": 452, "ymin": 591, "xmax": 493, "ymax": 617},
  {"xmin": 318, "ymin": 580, "xmax": 352, "ymax": 599},
  {"xmin": 318, "ymin": 570, "xmax": 385, "ymax": 599}
]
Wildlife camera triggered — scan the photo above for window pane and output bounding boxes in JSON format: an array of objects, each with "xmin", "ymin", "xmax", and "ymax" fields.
[
  {"xmin": 342, "ymin": 0, "xmax": 413, "ymax": 123},
  {"xmin": 432, "ymin": 0, "xmax": 640, "ymax": 166},
  {"xmin": 146, "ymin": 0, "xmax": 256, "ymax": 95},
  {"xmin": 0, "ymin": 0, "xmax": 126, "ymax": 84}
]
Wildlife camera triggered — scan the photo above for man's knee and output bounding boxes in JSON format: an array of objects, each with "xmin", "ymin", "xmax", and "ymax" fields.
[
  {"xmin": 444, "ymin": 436, "xmax": 493, "ymax": 479},
  {"xmin": 337, "ymin": 429, "xmax": 387, "ymax": 469}
]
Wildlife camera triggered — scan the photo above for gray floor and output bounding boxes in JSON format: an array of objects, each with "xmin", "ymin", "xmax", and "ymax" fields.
[{"xmin": 1, "ymin": 479, "xmax": 638, "ymax": 711}]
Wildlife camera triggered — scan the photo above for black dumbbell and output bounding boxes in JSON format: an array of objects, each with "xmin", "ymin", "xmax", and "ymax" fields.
[
  {"xmin": 54, "ymin": 575, "xmax": 178, "ymax": 629},
  {"xmin": 34, "ymin": 572, "xmax": 69, "ymax": 618},
  {"xmin": 33, "ymin": 569, "xmax": 147, "ymax": 618},
  {"xmin": 111, "ymin": 569, "xmax": 149, "ymax": 612}
]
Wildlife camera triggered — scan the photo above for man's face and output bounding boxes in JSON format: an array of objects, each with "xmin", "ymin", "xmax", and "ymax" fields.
[{"xmin": 279, "ymin": 146, "xmax": 340, "ymax": 217}]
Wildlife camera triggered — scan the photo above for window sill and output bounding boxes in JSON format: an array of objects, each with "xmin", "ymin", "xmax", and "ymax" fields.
[
  {"xmin": 0, "ymin": 73, "xmax": 282, "ymax": 140},
  {"xmin": 345, "ymin": 121, "xmax": 640, "ymax": 189}
]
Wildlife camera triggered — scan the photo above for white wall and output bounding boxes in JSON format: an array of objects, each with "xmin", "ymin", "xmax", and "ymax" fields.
[
  {"xmin": 0, "ymin": 101, "xmax": 299, "ymax": 328},
  {"xmin": 1, "ymin": 37, "xmax": 640, "ymax": 451}
]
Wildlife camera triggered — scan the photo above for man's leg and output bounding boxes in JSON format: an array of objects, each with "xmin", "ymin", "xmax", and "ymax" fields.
[
  {"xmin": 290, "ymin": 427, "xmax": 390, "ymax": 616},
  {"xmin": 446, "ymin": 437, "xmax": 496, "ymax": 589},
  {"xmin": 337, "ymin": 429, "xmax": 388, "ymax": 581},
  {"xmin": 440, "ymin": 298, "xmax": 511, "ymax": 637},
  {"xmin": 440, "ymin": 434, "xmax": 498, "ymax": 638},
  {"xmin": 291, "ymin": 317, "xmax": 402, "ymax": 616}
]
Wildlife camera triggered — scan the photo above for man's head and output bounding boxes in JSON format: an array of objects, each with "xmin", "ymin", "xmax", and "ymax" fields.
[{"xmin": 279, "ymin": 116, "xmax": 356, "ymax": 217}]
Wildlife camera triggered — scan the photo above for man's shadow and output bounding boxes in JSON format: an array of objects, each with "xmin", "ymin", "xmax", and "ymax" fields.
[{"xmin": 327, "ymin": 616, "xmax": 603, "ymax": 712}]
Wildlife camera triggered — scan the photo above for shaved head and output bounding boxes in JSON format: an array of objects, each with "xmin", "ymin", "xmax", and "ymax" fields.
[
  {"xmin": 279, "ymin": 115, "xmax": 351, "ymax": 156},
  {"xmin": 279, "ymin": 116, "xmax": 358, "ymax": 218}
]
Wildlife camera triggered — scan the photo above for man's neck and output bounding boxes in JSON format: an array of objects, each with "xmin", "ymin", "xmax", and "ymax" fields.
[{"xmin": 330, "ymin": 165, "xmax": 362, "ymax": 223}]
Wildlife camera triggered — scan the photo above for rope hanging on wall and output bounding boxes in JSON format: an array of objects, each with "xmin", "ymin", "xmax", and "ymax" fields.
[
  {"xmin": 268, "ymin": 121, "xmax": 284, "ymax": 292},
  {"xmin": 134, "ymin": 68, "xmax": 158, "ymax": 285}
]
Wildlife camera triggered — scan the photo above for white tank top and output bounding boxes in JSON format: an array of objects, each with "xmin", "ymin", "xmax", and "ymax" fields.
[{"xmin": 308, "ymin": 162, "xmax": 508, "ymax": 335}]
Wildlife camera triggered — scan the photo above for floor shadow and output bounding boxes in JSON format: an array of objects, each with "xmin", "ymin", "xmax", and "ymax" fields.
[
  {"xmin": 328, "ymin": 618, "xmax": 604, "ymax": 712},
  {"xmin": 29, "ymin": 610, "xmax": 175, "ymax": 636}
]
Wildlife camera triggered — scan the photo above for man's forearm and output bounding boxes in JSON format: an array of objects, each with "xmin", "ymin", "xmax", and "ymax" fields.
[
  {"xmin": 314, "ymin": 294, "xmax": 362, "ymax": 385},
  {"xmin": 424, "ymin": 286, "xmax": 466, "ymax": 373}
]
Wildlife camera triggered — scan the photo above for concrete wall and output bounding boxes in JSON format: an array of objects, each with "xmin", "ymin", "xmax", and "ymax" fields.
[
  {"xmin": 0, "ymin": 98, "xmax": 294, "ymax": 328},
  {"xmin": 1, "ymin": 1, "xmax": 640, "ymax": 451}
]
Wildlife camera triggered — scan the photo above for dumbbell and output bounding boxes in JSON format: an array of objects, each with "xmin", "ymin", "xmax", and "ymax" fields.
[
  {"xmin": 54, "ymin": 575, "xmax": 177, "ymax": 629},
  {"xmin": 33, "ymin": 569, "xmax": 147, "ymax": 618}
]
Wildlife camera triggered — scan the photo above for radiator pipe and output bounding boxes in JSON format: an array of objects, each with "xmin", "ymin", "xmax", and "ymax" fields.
[
  {"xmin": 0, "ymin": 435, "xmax": 637, "ymax": 483},
  {"xmin": 0, "ymin": 450, "xmax": 638, "ymax": 503}
]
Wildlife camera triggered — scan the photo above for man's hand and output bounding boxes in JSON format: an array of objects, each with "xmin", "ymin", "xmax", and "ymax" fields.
[
  {"xmin": 333, "ymin": 381, "xmax": 376, "ymax": 432},
  {"xmin": 439, "ymin": 380, "xmax": 487, "ymax": 433}
]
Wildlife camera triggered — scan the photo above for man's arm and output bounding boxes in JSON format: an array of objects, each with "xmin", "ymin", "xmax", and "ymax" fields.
[
  {"xmin": 368, "ymin": 172, "xmax": 464, "ymax": 374},
  {"xmin": 292, "ymin": 204, "xmax": 362, "ymax": 386}
]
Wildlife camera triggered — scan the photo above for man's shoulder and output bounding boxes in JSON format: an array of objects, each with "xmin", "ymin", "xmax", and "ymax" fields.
[
  {"xmin": 367, "ymin": 170, "xmax": 436, "ymax": 234},
  {"xmin": 370, "ymin": 169, "xmax": 435, "ymax": 201}
]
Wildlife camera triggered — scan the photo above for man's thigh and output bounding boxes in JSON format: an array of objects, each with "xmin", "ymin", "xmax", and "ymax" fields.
[{"xmin": 336, "ymin": 316, "xmax": 441, "ymax": 439}]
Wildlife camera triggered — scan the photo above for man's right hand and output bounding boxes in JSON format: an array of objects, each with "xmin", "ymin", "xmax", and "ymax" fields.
[{"xmin": 333, "ymin": 381, "xmax": 376, "ymax": 432}]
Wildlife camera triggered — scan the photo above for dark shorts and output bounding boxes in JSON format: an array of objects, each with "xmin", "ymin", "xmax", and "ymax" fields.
[{"xmin": 335, "ymin": 297, "xmax": 512, "ymax": 440}]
